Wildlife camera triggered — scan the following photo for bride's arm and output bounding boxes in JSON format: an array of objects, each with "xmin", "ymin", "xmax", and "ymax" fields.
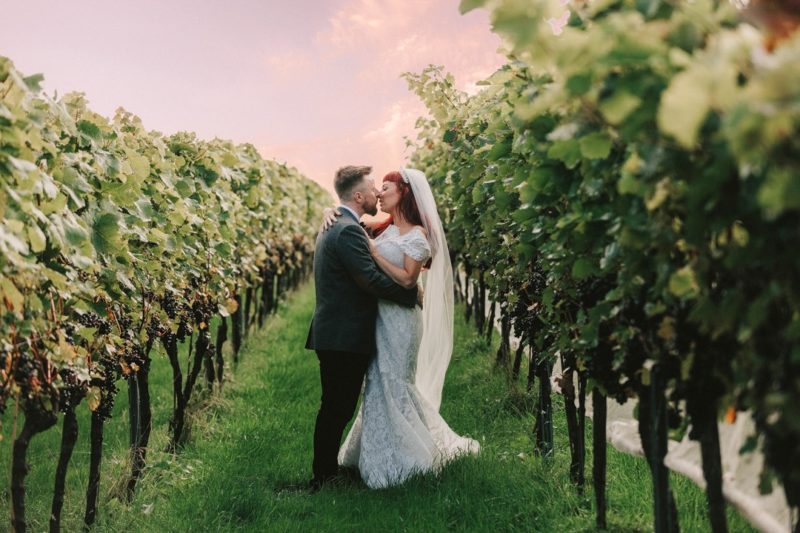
[
  {"xmin": 320, "ymin": 207, "xmax": 341, "ymax": 231},
  {"xmin": 369, "ymin": 240, "xmax": 423, "ymax": 289}
]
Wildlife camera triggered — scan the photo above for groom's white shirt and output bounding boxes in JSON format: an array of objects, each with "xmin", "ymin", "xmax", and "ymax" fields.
[{"xmin": 338, "ymin": 205, "xmax": 360, "ymax": 223}]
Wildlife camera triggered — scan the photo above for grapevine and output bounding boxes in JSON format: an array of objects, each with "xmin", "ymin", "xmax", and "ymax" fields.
[
  {"xmin": 0, "ymin": 55, "xmax": 329, "ymax": 531},
  {"xmin": 407, "ymin": 1, "xmax": 800, "ymax": 530}
]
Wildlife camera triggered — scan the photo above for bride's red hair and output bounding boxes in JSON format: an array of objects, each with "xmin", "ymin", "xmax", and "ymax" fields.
[{"xmin": 372, "ymin": 171, "xmax": 423, "ymax": 237}]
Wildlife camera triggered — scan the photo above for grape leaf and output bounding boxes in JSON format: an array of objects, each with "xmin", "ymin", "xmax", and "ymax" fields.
[
  {"xmin": 579, "ymin": 133, "xmax": 613, "ymax": 160},
  {"xmin": 658, "ymin": 67, "xmax": 711, "ymax": 148},
  {"xmin": 459, "ymin": 0, "xmax": 488, "ymax": 14}
]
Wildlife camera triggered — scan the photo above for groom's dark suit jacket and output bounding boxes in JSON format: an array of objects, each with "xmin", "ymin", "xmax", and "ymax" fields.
[{"xmin": 305, "ymin": 209, "xmax": 417, "ymax": 356}]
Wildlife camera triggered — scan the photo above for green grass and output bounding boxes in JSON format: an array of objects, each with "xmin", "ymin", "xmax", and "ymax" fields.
[{"xmin": 1, "ymin": 282, "xmax": 756, "ymax": 531}]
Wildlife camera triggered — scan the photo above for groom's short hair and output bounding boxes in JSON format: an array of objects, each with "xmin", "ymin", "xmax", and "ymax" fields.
[{"xmin": 335, "ymin": 165, "xmax": 372, "ymax": 200}]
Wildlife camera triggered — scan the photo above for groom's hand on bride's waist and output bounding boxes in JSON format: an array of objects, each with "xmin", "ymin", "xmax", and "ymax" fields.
[{"xmin": 416, "ymin": 284, "xmax": 424, "ymax": 309}]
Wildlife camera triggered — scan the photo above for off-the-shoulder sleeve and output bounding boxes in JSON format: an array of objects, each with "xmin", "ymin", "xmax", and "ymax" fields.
[{"xmin": 399, "ymin": 228, "xmax": 431, "ymax": 262}]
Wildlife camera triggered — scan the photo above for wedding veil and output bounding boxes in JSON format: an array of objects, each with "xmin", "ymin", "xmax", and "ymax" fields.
[{"xmin": 400, "ymin": 167, "xmax": 454, "ymax": 412}]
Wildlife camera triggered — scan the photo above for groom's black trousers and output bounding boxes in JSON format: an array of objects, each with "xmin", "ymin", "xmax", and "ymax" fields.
[{"xmin": 312, "ymin": 349, "xmax": 371, "ymax": 482}]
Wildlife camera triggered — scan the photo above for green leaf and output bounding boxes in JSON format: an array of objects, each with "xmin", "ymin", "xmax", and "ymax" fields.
[
  {"xmin": 459, "ymin": 0, "xmax": 487, "ymax": 14},
  {"xmin": 134, "ymin": 198, "xmax": 156, "ymax": 222},
  {"xmin": 443, "ymin": 129, "xmax": 458, "ymax": 143},
  {"xmin": 471, "ymin": 186, "xmax": 484, "ymax": 205},
  {"xmin": 646, "ymin": 178, "xmax": 671, "ymax": 211},
  {"xmin": 23, "ymin": 73, "xmax": 44, "ymax": 91},
  {"xmin": 636, "ymin": 0, "xmax": 663, "ymax": 17},
  {"xmin": 579, "ymin": 132, "xmax": 613, "ymax": 160},
  {"xmin": 566, "ymin": 74, "xmax": 592, "ymax": 96},
  {"xmin": 63, "ymin": 215, "xmax": 89, "ymax": 246},
  {"xmin": 731, "ymin": 222, "xmax": 749, "ymax": 247},
  {"xmin": 175, "ymin": 179, "xmax": 194, "ymax": 198},
  {"xmin": 572, "ymin": 258, "xmax": 596, "ymax": 280},
  {"xmin": 618, "ymin": 173, "xmax": 645, "ymax": 196},
  {"xmin": 128, "ymin": 152, "xmax": 150, "ymax": 180},
  {"xmin": 542, "ymin": 287, "xmax": 554, "ymax": 308},
  {"xmin": 490, "ymin": 0, "xmax": 541, "ymax": 51},
  {"xmin": 658, "ymin": 67, "xmax": 711, "ymax": 148},
  {"xmin": 487, "ymin": 138, "xmax": 512, "ymax": 161},
  {"xmin": 246, "ymin": 188, "xmax": 259, "ymax": 208},
  {"xmin": 511, "ymin": 207, "xmax": 535, "ymax": 223},
  {"xmin": 548, "ymin": 140, "xmax": 581, "ymax": 169},
  {"xmin": 148, "ymin": 228, "xmax": 168, "ymax": 247},
  {"xmin": 43, "ymin": 268, "xmax": 69, "ymax": 292},
  {"xmin": 495, "ymin": 189, "xmax": 512, "ymax": 210},
  {"xmin": 668, "ymin": 265, "xmax": 699, "ymax": 299},
  {"xmin": 758, "ymin": 167, "xmax": 800, "ymax": 219},
  {"xmin": 91, "ymin": 212, "xmax": 122, "ymax": 255},
  {"xmin": 77, "ymin": 120, "xmax": 102, "ymax": 140},
  {"xmin": 215, "ymin": 241, "xmax": 232, "ymax": 258},
  {"xmin": 0, "ymin": 276, "xmax": 24, "ymax": 316},
  {"xmin": 599, "ymin": 90, "xmax": 641, "ymax": 125},
  {"xmin": 27, "ymin": 224, "xmax": 47, "ymax": 253}
]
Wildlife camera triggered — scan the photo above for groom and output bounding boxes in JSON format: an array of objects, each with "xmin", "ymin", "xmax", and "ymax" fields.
[{"xmin": 305, "ymin": 165, "xmax": 419, "ymax": 490}]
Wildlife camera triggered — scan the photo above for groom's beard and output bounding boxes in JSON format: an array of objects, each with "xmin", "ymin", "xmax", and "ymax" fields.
[{"xmin": 364, "ymin": 201, "xmax": 378, "ymax": 216}]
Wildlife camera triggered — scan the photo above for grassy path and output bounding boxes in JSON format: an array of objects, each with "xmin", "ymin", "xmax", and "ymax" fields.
[{"xmin": 1, "ymin": 282, "xmax": 754, "ymax": 531}]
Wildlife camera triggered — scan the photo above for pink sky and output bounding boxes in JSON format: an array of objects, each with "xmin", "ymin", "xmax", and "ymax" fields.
[{"xmin": 2, "ymin": 1, "xmax": 505, "ymax": 196}]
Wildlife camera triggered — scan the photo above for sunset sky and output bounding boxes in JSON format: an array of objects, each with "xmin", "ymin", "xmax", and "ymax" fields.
[{"xmin": 2, "ymin": 1, "xmax": 506, "ymax": 195}]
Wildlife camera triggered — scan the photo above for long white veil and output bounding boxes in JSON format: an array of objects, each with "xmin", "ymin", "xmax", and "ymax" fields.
[{"xmin": 400, "ymin": 168, "xmax": 453, "ymax": 412}]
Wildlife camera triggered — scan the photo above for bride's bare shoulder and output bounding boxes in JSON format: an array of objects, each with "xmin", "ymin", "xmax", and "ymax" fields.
[{"xmin": 413, "ymin": 225, "xmax": 428, "ymax": 237}]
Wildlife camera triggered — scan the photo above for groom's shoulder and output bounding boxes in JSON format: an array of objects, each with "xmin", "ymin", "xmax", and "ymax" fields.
[
  {"xmin": 331, "ymin": 216, "xmax": 359, "ymax": 233},
  {"xmin": 320, "ymin": 216, "xmax": 358, "ymax": 244}
]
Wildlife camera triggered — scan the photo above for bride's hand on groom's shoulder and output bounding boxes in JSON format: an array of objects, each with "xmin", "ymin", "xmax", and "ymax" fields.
[{"xmin": 321, "ymin": 207, "xmax": 341, "ymax": 231}]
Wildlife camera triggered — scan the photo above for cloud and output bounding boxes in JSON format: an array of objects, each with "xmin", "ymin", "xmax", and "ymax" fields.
[
  {"xmin": 361, "ymin": 97, "xmax": 427, "ymax": 169},
  {"xmin": 316, "ymin": 0, "xmax": 435, "ymax": 50},
  {"xmin": 363, "ymin": 100, "xmax": 416, "ymax": 141},
  {"xmin": 338, "ymin": 9, "xmax": 504, "ymax": 92},
  {"xmin": 287, "ymin": 0, "xmax": 506, "ymax": 192},
  {"xmin": 261, "ymin": 1, "xmax": 506, "ymax": 193},
  {"xmin": 264, "ymin": 49, "xmax": 314, "ymax": 82}
]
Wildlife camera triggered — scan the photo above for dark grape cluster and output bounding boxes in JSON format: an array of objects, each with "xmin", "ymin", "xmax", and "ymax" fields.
[
  {"xmin": 511, "ymin": 263, "xmax": 548, "ymax": 339},
  {"xmin": 122, "ymin": 344, "xmax": 148, "ymax": 377},
  {"xmin": 61, "ymin": 323, "xmax": 77, "ymax": 344},
  {"xmin": 191, "ymin": 297, "xmax": 217, "ymax": 326},
  {"xmin": 161, "ymin": 291, "xmax": 193, "ymax": 341},
  {"xmin": 176, "ymin": 319, "xmax": 191, "ymax": 342},
  {"xmin": 13, "ymin": 352, "xmax": 40, "ymax": 397},
  {"xmin": 116, "ymin": 311, "xmax": 132, "ymax": 336},
  {"xmin": 146, "ymin": 316, "xmax": 164, "ymax": 341},
  {"xmin": 76, "ymin": 311, "xmax": 112, "ymax": 335},
  {"xmin": 92, "ymin": 357, "xmax": 119, "ymax": 421},
  {"xmin": 161, "ymin": 292, "xmax": 179, "ymax": 319},
  {"xmin": 57, "ymin": 368, "xmax": 86, "ymax": 412}
]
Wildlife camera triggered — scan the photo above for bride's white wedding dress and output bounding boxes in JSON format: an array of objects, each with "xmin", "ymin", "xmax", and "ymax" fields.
[{"xmin": 338, "ymin": 224, "xmax": 480, "ymax": 489}]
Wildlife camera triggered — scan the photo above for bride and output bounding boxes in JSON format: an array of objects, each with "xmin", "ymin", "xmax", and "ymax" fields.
[{"xmin": 323, "ymin": 168, "xmax": 479, "ymax": 489}]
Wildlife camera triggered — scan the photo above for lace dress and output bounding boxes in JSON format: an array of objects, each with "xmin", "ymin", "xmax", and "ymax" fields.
[{"xmin": 338, "ymin": 225, "xmax": 480, "ymax": 489}]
